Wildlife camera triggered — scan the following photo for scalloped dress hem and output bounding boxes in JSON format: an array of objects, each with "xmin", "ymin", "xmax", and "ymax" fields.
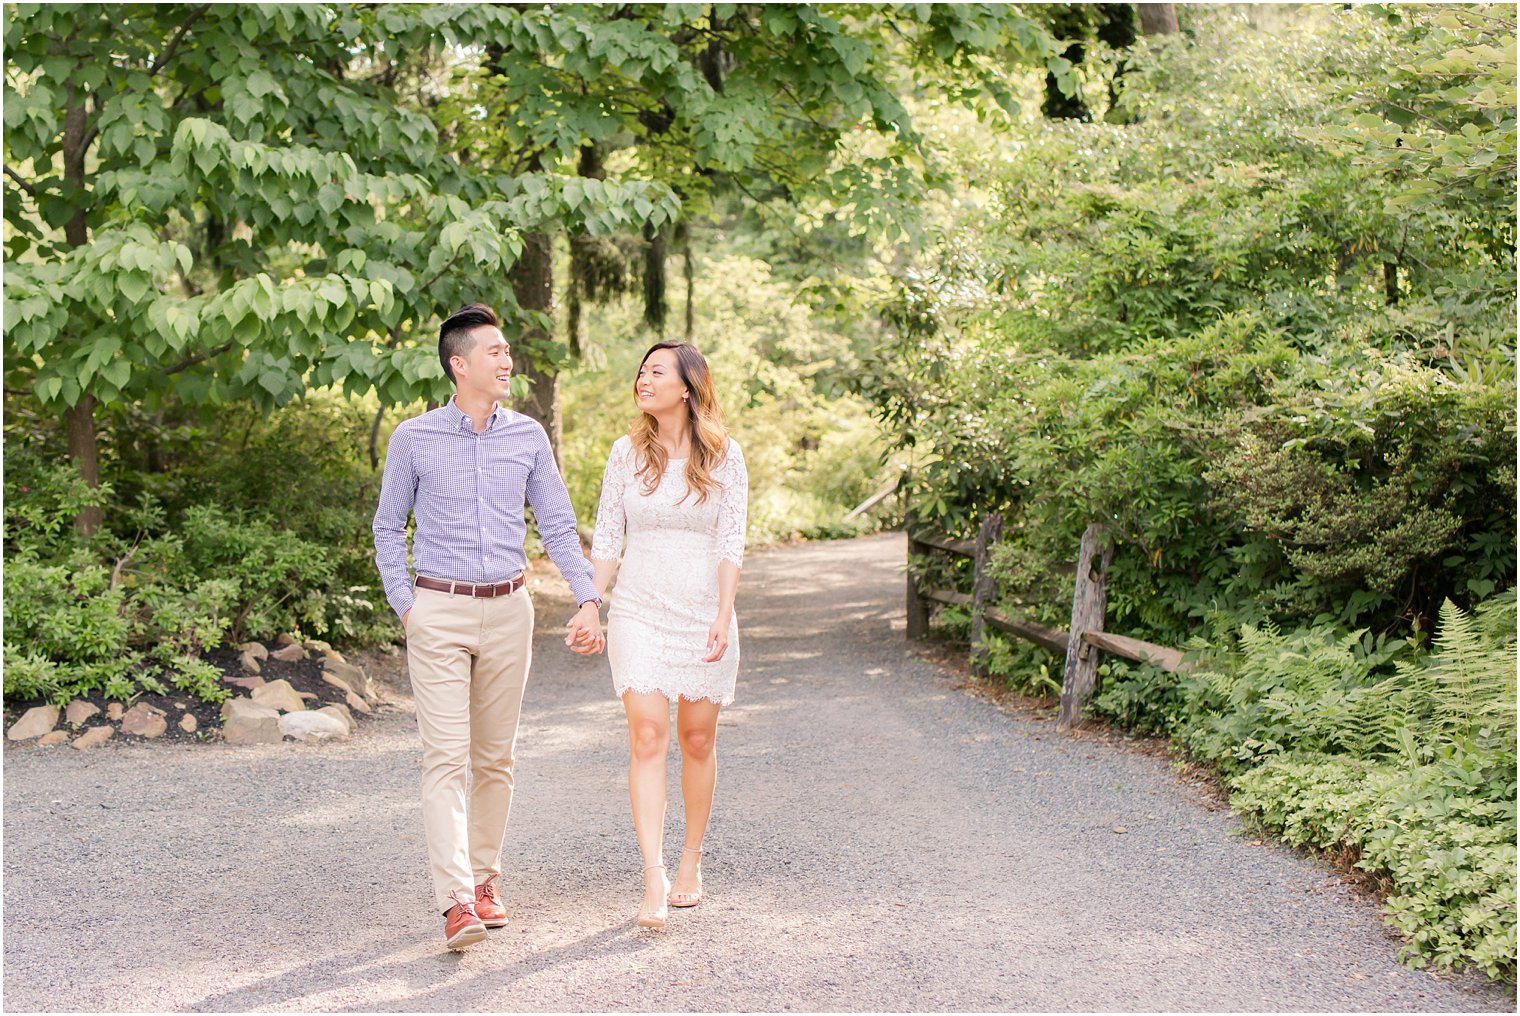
[{"xmin": 614, "ymin": 683, "xmax": 734, "ymax": 708}]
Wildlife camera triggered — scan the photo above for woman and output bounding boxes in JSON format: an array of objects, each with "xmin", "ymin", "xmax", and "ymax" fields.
[{"xmin": 586, "ymin": 341, "xmax": 748, "ymax": 930}]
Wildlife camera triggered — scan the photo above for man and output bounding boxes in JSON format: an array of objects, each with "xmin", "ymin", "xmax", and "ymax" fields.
[{"xmin": 373, "ymin": 303, "xmax": 604, "ymax": 951}]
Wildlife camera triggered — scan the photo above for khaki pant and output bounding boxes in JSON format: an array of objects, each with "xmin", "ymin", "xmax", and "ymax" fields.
[{"xmin": 405, "ymin": 581, "xmax": 535, "ymax": 912}]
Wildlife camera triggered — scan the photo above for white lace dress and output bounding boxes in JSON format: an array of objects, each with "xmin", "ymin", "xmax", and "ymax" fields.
[{"xmin": 591, "ymin": 435, "xmax": 748, "ymax": 705}]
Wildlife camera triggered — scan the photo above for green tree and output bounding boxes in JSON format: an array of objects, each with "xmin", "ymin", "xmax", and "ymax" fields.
[
  {"xmin": 2, "ymin": 4, "xmax": 679, "ymax": 529},
  {"xmin": 435, "ymin": 3, "xmax": 1059, "ymax": 460}
]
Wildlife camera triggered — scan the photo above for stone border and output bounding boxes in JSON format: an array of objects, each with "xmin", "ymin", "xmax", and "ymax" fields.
[{"xmin": 5, "ymin": 636, "xmax": 387, "ymax": 750}]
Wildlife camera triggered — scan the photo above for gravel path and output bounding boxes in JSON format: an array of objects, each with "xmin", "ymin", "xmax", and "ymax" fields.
[{"xmin": 3, "ymin": 534, "xmax": 1511, "ymax": 1012}]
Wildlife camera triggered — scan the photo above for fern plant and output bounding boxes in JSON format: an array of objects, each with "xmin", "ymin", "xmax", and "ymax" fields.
[{"xmin": 1378, "ymin": 592, "xmax": 1518, "ymax": 774}]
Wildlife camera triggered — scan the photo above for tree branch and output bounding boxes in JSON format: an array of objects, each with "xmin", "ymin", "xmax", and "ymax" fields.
[
  {"xmin": 163, "ymin": 341, "xmax": 233, "ymax": 375},
  {"xmin": 149, "ymin": 5, "xmax": 211, "ymax": 77},
  {"xmin": 418, "ymin": 249, "xmax": 463, "ymax": 293},
  {"xmin": 728, "ymin": 176, "xmax": 857, "ymax": 275},
  {"xmin": 4, "ymin": 165, "xmax": 37, "ymax": 197},
  {"xmin": 368, "ymin": 405, "xmax": 387, "ymax": 470},
  {"xmin": 110, "ymin": 537, "xmax": 142, "ymax": 590}
]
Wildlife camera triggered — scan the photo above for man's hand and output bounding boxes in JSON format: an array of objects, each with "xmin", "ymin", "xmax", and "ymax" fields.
[
  {"xmin": 564, "ymin": 600, "xmax": 604, "ymax": 655},
  {"xmin": 401, "ymin": 609, "xmax": 410, "ymax": 630}
]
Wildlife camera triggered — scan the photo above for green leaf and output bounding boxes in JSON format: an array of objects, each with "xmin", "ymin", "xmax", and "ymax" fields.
[
  {"xmin": 258, "ymin": 368, "xmax": 286, "ymax": 396},
  {"xmin": 117, "ymin": 272, "xmax": 150, "ymax": 305}
]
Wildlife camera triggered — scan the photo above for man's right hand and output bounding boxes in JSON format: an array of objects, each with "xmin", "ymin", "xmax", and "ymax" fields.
[{"xmin": 402, "ymin": 609, "xmax": 410, "ymax": 630}]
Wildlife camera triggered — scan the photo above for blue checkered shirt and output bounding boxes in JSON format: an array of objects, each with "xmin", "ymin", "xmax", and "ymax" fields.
[{"xmin": 372, "ymin": 397, "xmax": 597, "ymax": 618}]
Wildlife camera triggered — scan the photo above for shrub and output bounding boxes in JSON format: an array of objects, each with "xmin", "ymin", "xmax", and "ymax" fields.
[
  {"xmin": 1094, "ymin": 593, "xmax": 1516, "ymax": 979},
  {"xmin": 1, "ymin": 555, "xmax": 141, "ymax": 702}
]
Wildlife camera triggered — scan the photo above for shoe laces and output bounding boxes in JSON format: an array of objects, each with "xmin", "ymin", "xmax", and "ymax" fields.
[
  {"xmin": 477, "ymin": 877, "xmax": 499, "ymax": 905},
  {"xmin": 447, "ymin": 890, "xmax": 477, "ymax": 917}
]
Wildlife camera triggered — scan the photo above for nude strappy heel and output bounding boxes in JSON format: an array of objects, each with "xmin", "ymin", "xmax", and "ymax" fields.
[
  {"xmin": 636, "ymin": 864, "xmax": 669, "ymax": 929},
  {"xmin": 668, "ymin": 846, "xmax": 704, "ymax": 908}
]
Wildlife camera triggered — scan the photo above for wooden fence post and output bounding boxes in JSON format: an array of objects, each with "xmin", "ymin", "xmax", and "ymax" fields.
[
  {"xmin": 904, "ymin": 476, "xmax": 929, "ymax": 640},
  {"xmin": 906, "ymin": 530, "xmax": 929, "ymax": 639},
  {"xmin": 1058, "ymin": 524, "xmax": 1112, "ymax": 731},
  {"xmin": 970, "ymin": 513, "xmax": 1003, "ymax": 677}
]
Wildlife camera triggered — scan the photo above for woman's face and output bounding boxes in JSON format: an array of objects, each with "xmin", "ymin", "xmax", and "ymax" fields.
[{"xmin": 635, "ymin": 348, "xmax": 688, "ymax": 414}]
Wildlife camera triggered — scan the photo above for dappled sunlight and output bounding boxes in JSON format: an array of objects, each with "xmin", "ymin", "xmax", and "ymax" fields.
[{"xmin": 3, "ymin": 0, "xmax": 1511, "ymax": 1000}]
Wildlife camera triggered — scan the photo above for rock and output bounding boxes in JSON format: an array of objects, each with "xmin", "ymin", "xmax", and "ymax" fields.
[
  {"xmin": 238, "ymin": 641, "xmax": 269, "ymax": 661},
  {"xmin": 179, "ymin": 713, "xmax": 198, "ymax": 734},
  {"xmin": 106, "ymin": 702, "xmax": 125, "ymax": 721},
  {"xmin": 72, "ymin": 726, "xmax": 114, "ymax": 750},
  {"xmin": 220, "ymin": 698, "xmax": 282, "ymax": 744},
  {"xmin": 7, "ymin": 705, "xmax": 59, "ymax": 741},
  {"xmin": 322, "ymin": 649, "xmax": 347, "ymax": 664},
  {"xmin": 224, "ymin": 674, "xmax": 264, "ymax": 691},
  {"xmin": 323, "ymin": 658, "xmax": 370, "ymax": 699},
  {"xmin": 37, "ymin": 731, "xmax": 70, "ymax": 747},
  {"xmin": 319, "ymin": 660, "xmax": 357, "ymax": 690},
  {"xmin": 296, "ymin": 691, "xmax": 318, "ymax": 701},
  {"xmin": 302, "ymin": 639, "xmax": 333, "ymax": 654},
  {"xmin": 317, "ymin": 703, "xmax": 356, "ymax": 734},
  {"xmin": 320, "ymin": 671, "xmax": 353, "ymax": 697},
  {"xmin": 269, "ymin": 643, "xmax": 307, "ymax": 663},
  {"xmin": 344, "ymin": 691, "xmax": 373, "ymax": 715},
  {"xmin": 120, "ymin": 702, "xmax": 168, "ymax": 738},
  {"xmin": 278, "ymin": 710, "xmax": 350, "ymax": 742},
  {"xmin": 275, "ymin": 633, "xmax": 299, "ymax": 647},
  {"xmin": 250, "ymin": 679, "xmax": 305, "ymax": 712},
  {"xmin": 238, "ymin": 651, "xmax": 263, "ymax": 675},
  {"xmin": 65, "ymin": 699, "xmax": 100, "ymax": 725}
]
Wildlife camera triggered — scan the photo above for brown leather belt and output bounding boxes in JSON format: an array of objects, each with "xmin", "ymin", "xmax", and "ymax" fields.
[{"xmin": 415, "ymin": 574, "xmax": 525, "ymax": 598}]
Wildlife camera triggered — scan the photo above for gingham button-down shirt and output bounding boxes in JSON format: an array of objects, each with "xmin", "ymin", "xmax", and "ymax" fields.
[{"xmin": 372, "ymin": 397, "xmax": 597, "ymax": 618}]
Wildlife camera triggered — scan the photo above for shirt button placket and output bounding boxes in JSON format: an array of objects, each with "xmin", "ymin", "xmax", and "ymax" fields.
[{"xmin": 477, "ymin": 434, "xmax": 487, "ymax": 571}]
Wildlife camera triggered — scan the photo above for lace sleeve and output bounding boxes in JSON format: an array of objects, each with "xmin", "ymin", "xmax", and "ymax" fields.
[
  {"xmin": 590, "ymin": 439, "xmax": 627, "ymax": 562},
  {"xmin": 716, "ymin": 440, "xmax": 748, "ymax": 568}
]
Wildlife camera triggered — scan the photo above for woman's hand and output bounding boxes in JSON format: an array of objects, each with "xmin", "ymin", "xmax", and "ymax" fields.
[
  {"xmin": 565, "ymin": 601, "xmax": 605, "ymax": 655},
  {"xmin": 702, "ymin": 615, "xmax": 731, "ymax": 662}
]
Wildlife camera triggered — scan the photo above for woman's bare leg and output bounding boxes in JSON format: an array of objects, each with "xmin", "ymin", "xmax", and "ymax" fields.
[
  {"xmin": 623, "ymin": 690, "xmax": 671, "ymax": 918},
  {"xmin": 672, "ymin": 697, "xmax": 720, "ymax": 900}
]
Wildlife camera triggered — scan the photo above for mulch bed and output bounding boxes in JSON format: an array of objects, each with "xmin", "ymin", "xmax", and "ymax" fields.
[{"xmin": 2, "ymin": 641, "xmax": 393, "ymax": 747}]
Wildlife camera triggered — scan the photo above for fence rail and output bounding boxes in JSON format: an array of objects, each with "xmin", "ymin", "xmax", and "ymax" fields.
[{"xmin": 906, "ymin": 515, "xmax": 1190, "ymax": 731}]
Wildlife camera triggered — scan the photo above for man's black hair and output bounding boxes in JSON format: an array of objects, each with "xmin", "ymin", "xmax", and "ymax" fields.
[{"xmin": 439, "ymin": 304, "xmax": 501, "ymax": 383}]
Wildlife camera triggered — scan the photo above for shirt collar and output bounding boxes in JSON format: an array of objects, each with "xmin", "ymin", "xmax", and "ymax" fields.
[{"xmin": 444, "ymin": 395, "xmax": 507, "ymax": 432}]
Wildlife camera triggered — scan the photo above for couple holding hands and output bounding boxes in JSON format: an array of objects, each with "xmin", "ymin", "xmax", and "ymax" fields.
[{"xmin": 372, "ymin": 303, "xmax": 748, "ymax": 950}]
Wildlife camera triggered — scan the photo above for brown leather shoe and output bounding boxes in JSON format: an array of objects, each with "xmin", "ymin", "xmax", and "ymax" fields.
[
  {"xmin": 474, "ymin": 874, "xmax": 508, "ymax": 928},
  {"xmin": 443, "ymin": 891, "xmax": 487, "ymax": 951}
]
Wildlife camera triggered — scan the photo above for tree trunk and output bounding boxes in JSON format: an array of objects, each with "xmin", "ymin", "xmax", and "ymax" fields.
[
  {"xmin": 1137, "ymin": 3, "xmax": 1179, "ymax": 36},
  {"xmin": 683, "ymin": 235, "xmax": 694, "ymax": 340},
  {"xmin": 509, "ymin": 229, "xmax": 563, "ymax": 472},
  {"xmin": 67, "ymin": 397, "xmax": 104, "ymax": 537},
  {"xmin": 567, "ymin": 234, "xmax": 588, "ymax": 358},
  {"xmin": 567, "ymin": 143, "xmax": 605, "ymax": 358},
  {"xmin": 643, "ymin": 222, "xmax": 667, "ymax": 335},
  {"xmin": 63, "ymin": 81, "xmax": 103, "ymax": 536}
]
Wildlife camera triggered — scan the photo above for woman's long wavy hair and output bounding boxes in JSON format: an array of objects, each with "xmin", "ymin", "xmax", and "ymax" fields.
[{"xmin": 629, "ymin": 341, "xmax": 729, "ymax": 503}]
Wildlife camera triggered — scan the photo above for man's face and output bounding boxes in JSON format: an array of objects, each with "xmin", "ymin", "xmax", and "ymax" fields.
[{"xmin": 452, "ymin": 325, "xmax": 513, "ymax": 401}]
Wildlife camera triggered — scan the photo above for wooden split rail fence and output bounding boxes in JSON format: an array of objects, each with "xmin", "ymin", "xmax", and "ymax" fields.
[{"xmin": 906, "ymin": 516, "xmax": 1191, "ymax": 730}]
